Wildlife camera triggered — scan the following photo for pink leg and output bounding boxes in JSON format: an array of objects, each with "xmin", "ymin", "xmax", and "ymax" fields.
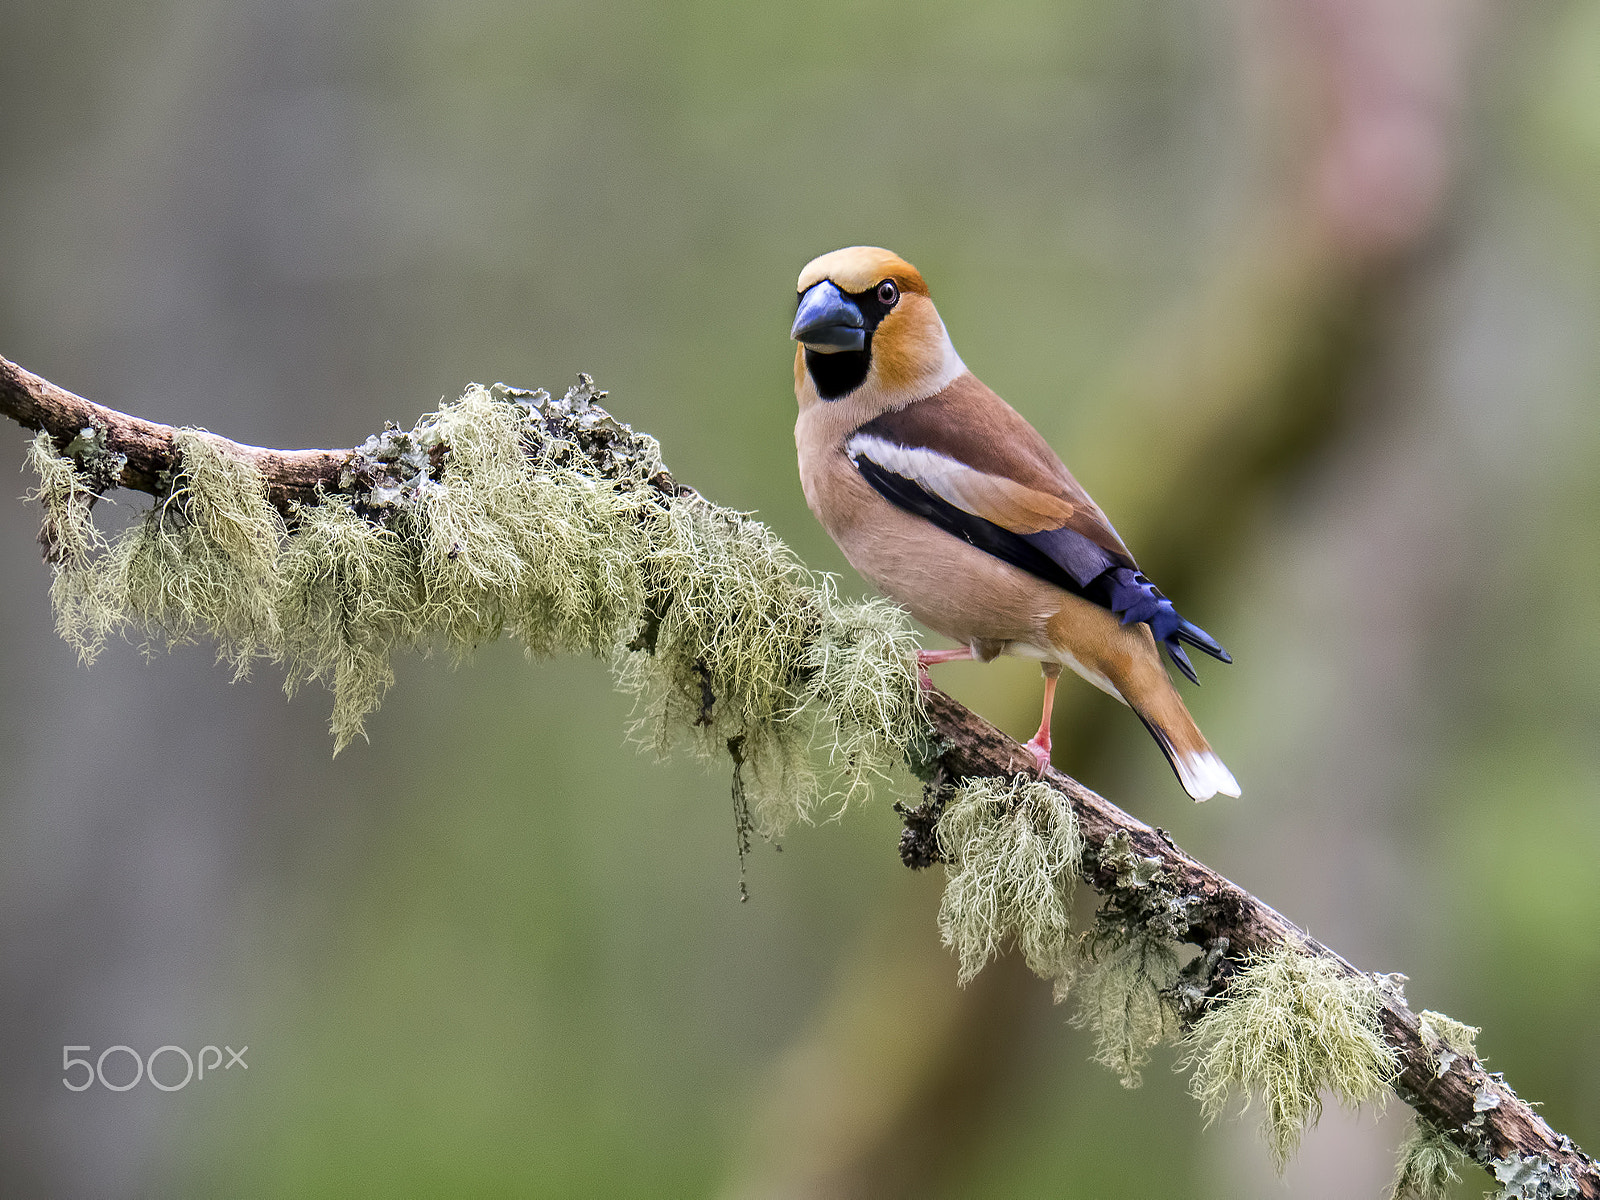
[
  {"xmin": 916, "ymin": 645, "xmax": 974, "ymax": 690},
  {"xmin": 1022, "ymin": 665, "xmax": 1061, "ymax": 772}
]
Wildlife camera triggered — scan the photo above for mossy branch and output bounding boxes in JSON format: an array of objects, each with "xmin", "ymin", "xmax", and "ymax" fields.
[
  {"xmin": 6, "ymin": 357, "xmax": 922, "ymax": 834},
  {"xmin": 920, "ymin": 689, "xmax": 1594, "ymax": 1195},
  {"xmin": 3, "ymin": 352, "xmax": 1594, "ymax": 1195}
]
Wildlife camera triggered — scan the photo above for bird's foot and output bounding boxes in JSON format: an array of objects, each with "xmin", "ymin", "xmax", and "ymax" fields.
[
  {"xmin": 916, "ymin": 647, "xmax": 971, "ymax": 693},
  {"xmin": 917, "ymin": 648, "xmax": 973, "ymax": 667},
  {"xmin": 1022, "ymin": 734, "xmax": 1052, "ymax": 776}
]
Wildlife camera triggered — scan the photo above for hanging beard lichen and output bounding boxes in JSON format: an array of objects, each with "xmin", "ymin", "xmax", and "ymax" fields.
[
  {"xmin": 1072, "ymin": 931, "xmax": 1182, "ymax": 1087},
  {"xmin": 1388, "ymin": 1116, "xmax": 1466, "ymax": 1200},
  {"xmin": 26, "ymin": 430, "xmax": 114, "ymax": 649},
  {"xmin": 1181, "ymin": 944, "xmax": 1397, "ymax": 1171},
  {"xmin": 30, "ymin": 427, "xmax": 287, "ymax": 675},
  {"xmin": 121, "ymin": 428, "xmax": 286, "ymax": 674},
  {"xmin": 936, "ymin": 775, "xmax": 1084, "ymax": 987},
  {"xmin": 26, "ymin": 429, "xmax": 106, "ymax": 568},
  {"xmin": 1064, "ymin": 827, "xmax": 1195, "ymax": 1088},
  {"xmin": 24, "ymin": 381, "xmax": 923, "ymax": 835}
]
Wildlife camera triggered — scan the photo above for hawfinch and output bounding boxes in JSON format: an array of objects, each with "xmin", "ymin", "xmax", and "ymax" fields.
[{"xmin": 790, "ymin": 246, "xmax": 1239, "ymax": 801}]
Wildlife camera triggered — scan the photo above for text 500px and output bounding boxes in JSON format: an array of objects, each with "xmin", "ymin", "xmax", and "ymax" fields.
[{"xmin": 62, "ymin": 1044, "xmax": 248, "ymax": 1091}]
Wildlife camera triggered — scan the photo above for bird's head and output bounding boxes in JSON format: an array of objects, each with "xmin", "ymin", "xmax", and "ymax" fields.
[{"xmin": 791, "ymin": 246, "xmax": 965, "ymax": 412}]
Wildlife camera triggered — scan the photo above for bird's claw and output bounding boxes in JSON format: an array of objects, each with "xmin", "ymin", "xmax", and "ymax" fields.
[{"xmin": 1022, "ymin": 735, "xmax": 1052, "ymax": 777}]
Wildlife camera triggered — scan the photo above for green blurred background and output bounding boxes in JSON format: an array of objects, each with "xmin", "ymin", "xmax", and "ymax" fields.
[{"xmin": 2, "ymin": 0, "xmax": 1598, "ymax": 1196}]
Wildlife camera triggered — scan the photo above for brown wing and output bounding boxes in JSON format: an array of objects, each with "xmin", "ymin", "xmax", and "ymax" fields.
[{"xmin": 855, "ymin": 372, "xmax": 1137, "ymax": 567}]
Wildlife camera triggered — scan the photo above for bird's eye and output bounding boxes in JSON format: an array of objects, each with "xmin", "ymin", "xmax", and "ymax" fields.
[{"xmin": 876, "ymin": 279, "xmax": 899, "ymax": 306}]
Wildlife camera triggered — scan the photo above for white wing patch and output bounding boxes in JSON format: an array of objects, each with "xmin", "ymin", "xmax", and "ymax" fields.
[
  {"xmin": 846, "ymin": 432, "xmax": 1072, "ymax": 534},
  {"xmin": 846, "ymin": 434, "xmax": 985, "ymax": 513}
]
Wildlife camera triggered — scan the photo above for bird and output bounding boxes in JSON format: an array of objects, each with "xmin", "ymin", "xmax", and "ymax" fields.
[{"xmin": 789, "ymin": 246, "xmax": 1239, "ymax": 800}]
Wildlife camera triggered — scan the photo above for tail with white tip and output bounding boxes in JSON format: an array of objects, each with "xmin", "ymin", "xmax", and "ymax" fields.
[
  {"xmin": 1133, "ymin": 689, "xmax": 1240, "ymax": 802},
  {"xmin": 1043, "ymin": 597, "xmax": 1239, "ymax": 800}
]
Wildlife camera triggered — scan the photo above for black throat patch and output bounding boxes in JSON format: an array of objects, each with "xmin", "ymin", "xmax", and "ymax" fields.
[{"xmin": 805, "ymin": 346, "xmax": 872, "ymax": 399}]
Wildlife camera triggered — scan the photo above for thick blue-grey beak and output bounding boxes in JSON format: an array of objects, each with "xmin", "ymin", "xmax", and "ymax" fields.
[{"xmin": 791, "ymin": 280, "xmax": 865, "ymax": 353}]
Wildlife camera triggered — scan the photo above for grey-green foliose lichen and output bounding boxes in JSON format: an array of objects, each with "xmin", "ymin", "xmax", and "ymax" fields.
[
  {"xmin": 1489, "ymin": 1153, "xmax": 1581, "ymax": 1199},
  {"xmin": 1416, "ymin": 1008, "xmax": 1480, "ymax": 1078}
]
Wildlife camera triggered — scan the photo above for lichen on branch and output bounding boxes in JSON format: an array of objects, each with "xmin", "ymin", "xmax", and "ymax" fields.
[
  {"xmin": 936, "ymin": 775, "xmax": 1084, "ymax": 987},
  {"xmin": 1072, "ymin": 931, "xmax": 1182, "ymax": 1087},
  {"xmin": 11, "ymin": 358, "xmax": 1597, "ymax": 1194},
  {"xmin": 1390, "ymin": 1116, "xmax": 1467, "ymax": 1200},
  {"xmin": 25, "ymin": 380, "xmax": 923, "ymax": 836},
  {"xmin": 1182, "ymin": 944, "xmax": 1397, "ymax": 1171}
]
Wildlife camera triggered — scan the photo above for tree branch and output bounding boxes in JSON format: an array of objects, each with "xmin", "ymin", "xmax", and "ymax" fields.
[
  {"xmin": 1, "ymin": 355, "xmax": 348, "ymax": 511},
  {"xmin": 3, "ymin": 351, "xmax": 1593, "ymax": 1194},
  {"xmin": 922, "ymin": 689, "xmax": 1596, "ymax": 1195}
]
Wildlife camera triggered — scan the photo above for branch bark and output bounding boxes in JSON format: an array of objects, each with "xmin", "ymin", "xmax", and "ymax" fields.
[
  {"xmin": 0, "ymin": 355, "xmax": 348, "ymax": 511},
  {"xmin": 3, "ymin": 352, "xmax": 1593, "ymax": 1194}
]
